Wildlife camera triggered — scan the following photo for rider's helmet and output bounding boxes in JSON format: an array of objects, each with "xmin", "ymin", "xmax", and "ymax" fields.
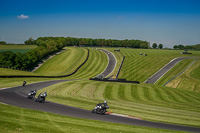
[{"xmin": 104, "ymin": 101, "xmax": 107, "ymax": 104}]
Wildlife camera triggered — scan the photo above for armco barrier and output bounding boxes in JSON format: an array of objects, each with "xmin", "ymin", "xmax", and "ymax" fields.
[
  {"xmin": 116, "ymin": 56, "xmax": 125, "ymax": 78},
  {"xmin": 89, "ymin": 78, "xmax": 140, "ymax": 84},
  {"xmin": 0, "ymin": 48, "xmax": 89, "ymax": 78}
]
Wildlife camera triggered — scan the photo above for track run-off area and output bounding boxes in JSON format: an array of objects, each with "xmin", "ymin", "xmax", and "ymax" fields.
[{"xmin": 0, "ymin": 49, "xmax": 200, "ymax": 132}]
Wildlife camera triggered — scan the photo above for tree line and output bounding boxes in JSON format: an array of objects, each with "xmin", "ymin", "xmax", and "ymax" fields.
[
  {"xmin": 0, "ymin": 37, "xmax": 150, "ymax": 71},
  {"xmin": 25, "ymin": 37, "xmax": 150, "ymax": 48},
  {"xmin": 0, "ymin": 38, "xmax": 65, "ymax": 71},
  {"xmin": 173, "ymin": 44, "xmax": 200, "ymax": 50}
]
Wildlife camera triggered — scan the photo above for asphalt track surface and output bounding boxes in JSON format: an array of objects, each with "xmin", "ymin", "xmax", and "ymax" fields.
[
  {"xmin": 97, "ymin": 49, "xmax": 116, "ymax": 78},
  {"xmin": 1, "ymin": 52, "xmax": 200, "ymax": 132},
  {"xmin": 144, "ymin": 57, "xmax": 190, "ymax": 84}
]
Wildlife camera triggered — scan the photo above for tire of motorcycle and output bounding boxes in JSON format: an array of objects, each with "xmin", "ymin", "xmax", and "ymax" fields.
[
  {"xmin": 100, "ymin": 110, "xmax": 105, "ymax": 115},
  {"xmin": 91, "ymin": 109, "xmax": 96, "ymax": 113}
]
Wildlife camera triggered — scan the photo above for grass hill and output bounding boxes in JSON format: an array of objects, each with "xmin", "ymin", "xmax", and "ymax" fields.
[
  {"xmin": 0, "ymin": 103, "xmax": 181, "ymax": 133},
  {"xmin": 37, "ymin": 80, "xmax": 200, "ymax": 127},
  {"xmin": 1, "ymin": 46, "xmax": 200, "ymax": 131},
  {"xmin": 34, "ymin": 47, "xmax": 88, "ymax": 76}
]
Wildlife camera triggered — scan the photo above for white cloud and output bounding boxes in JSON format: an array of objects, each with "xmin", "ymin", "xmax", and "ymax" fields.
[{"xmin": 17, "ymin": 14, "xmax": 29, "ymax": 19}]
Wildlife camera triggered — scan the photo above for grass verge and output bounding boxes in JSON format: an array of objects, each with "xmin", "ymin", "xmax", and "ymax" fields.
[{"xmin": 0, "ymin": 103, "xmax": 184, "ymax": 133}]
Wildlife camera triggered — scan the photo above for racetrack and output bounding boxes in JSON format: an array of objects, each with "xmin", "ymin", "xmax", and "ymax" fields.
[
  {"xmin": 144, "ymin": 57, "xmax": 195, "ymax": 84},
  {"xmin": 96, "ymin": 49, "xmax": 116, "ymax": 78},
  {"xmin": 1, "ymin": 51, "xmax": 200, "ymax": 132}
]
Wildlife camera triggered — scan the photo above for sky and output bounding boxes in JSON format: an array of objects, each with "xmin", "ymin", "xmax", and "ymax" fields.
[{"xmin": 0, "ymin": 0, "xmax": 200, "ymax": 48}]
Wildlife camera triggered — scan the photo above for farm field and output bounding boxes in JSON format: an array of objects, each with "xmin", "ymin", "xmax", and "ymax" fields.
[
  {"xmin": 37, "ymin": 80, "xmax": 200, "ymax": 127},
  {"xmin": 0, "ymin": 103, "xmax": 181, "ymax": 133},
  {"xmin": 0, "ymin": 45, "xmax": 37, "ymax": 53},
  {"xmin": 0, "ymin": 45, "xmax": 37, "ymax": 49}
]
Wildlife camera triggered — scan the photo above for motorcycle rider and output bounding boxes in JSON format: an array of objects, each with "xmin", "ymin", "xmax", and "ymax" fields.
[
  {"xmin": 103, "ymin": 100, "xmax": 107, "ymax": 106},
  {"xmin": 23, "ymin": 80, "xmax": 26, "ymax": 86}
]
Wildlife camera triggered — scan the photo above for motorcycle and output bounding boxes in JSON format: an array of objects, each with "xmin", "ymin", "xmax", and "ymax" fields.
[
  {"xmin": 22, "ymin": 81, "xmax": 26, "ymax": 86},
  {"xmin": 35, "ymin": 92, "xmax": 47, "ymax": 103},
  {"xmin": 27, "ymin": 90, "xmax": 37, "ymax": 99},
  {"xmin": 92, "ymin": 103, "xmax": 109, "ymax": 115}
]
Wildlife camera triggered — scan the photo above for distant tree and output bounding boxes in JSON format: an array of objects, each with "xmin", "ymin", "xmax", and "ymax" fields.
[
  {"xmin": 24, "ymin": 37, "xmax": 34, "ymax": 45},
  {"xmin": 152, "ymin": 43, "xmax": 157, "ymax": 49},
  {"xmin": 193, "ymin": 44, "xmax": 200, "ymax": 50},
  {"xmin": 0, "ymin": 41, "xmax": 6, "ymax": 45},
  {"xmin": 173, "ymin": 45, "xmax": 178, "ymax": 49},
  {"xmin": 158, "ymin": 44, "xmax": 163, "ymax": 49},
  {"xmin": 140, "ymin": 43, "xmax": 148, "ymax": 49},
  {"xmin": 177, "ymin": 44, "xmax": 185, "ymax": 50}
]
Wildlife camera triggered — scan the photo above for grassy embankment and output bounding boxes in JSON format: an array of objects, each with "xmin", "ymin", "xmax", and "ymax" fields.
[
  {"xmin": 0, "ymin": 104, "xmax": 182, "ymax": 133},
  {"xmin": 164, "ymin": 59, "xmax": 200, "ymax": 92},
  {"xmin": 38, "ymin": 80, "xmax": 200, "ymax": 127},
  {"xmin": 34, "ymin": 47, "xmax": 88, "ymax": 76},
  {"xmin": 156, "ymin": 59, "xmax": 195, "ymax": 86},
  {"xmin": 117, "ymin": 48, "xmax": 200, "ymax": 82}
]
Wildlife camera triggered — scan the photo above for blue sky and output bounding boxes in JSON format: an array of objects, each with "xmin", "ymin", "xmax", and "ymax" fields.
[{"xmin": 0, "ymin": 0, "xmax": 200, "ymax": 47}]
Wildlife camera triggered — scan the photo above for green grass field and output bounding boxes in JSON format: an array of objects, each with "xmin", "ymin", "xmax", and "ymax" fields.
[
  {"xmin": 116, "ymin": 48, "xmax": 200, "ymax": 82},
  {"xmin": 156, "ymin": 59, "xmax": 194, "ymax": 86},
  {"xmin": 34, "ymin": 47, "xmax": 88, "ymax": 76},
  {"xmin": 65, "ymin": 48, "xmax": 108, "ymax": 79},
  {"xmin": 1, "ymin": 47, "xmax": 200, "ymax": 132},
  {"xmin": 166, "ymin": 59, "xmax": 200, "ymax": 92},
  {"xmin": 37, "ymin": 80, "xmax": 200, "ymax": 127},
  {"xmin": 0, "ymin": 45, "xmax": 37, "ymax": 53},
  {"xmin": 0, "ymin": 45, "xmax": 37, "ymax": 49},
  {"xmin": 0, "ymin": 103, "xmax": 182, "ymax": 133}
]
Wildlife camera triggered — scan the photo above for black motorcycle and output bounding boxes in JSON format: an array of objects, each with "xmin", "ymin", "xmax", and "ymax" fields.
[
  {"xmin": 92, "ymin": 103, "xmax": 109, "ymax": 115},
  {"xmin": 35, "ymin": 92, "xmax": 47, "ymax": 103},
  {"xmin": 27, "ymin": 90, "xmax": 37, "ymax": 99}
]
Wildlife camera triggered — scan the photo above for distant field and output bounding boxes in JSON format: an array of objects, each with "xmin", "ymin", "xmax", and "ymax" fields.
[
  {"xmin": 0, "ymin": 45, "xmax": 37, "ymax": 49},
  {"xmin": 0, "ymin": 104, "xmax": 180, "ymax": 133},
  {"xmin": 0, "ymin": 45, "xmax": 37, "ymax": 53},
  {"xmin": 38, "ymin": 80, "xmax": 200, "ymax": 127}
]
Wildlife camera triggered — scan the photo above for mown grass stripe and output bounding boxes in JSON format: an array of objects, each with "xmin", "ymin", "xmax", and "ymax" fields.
[
  {"xmin": 118, "ymin": 84, "xmax": 125, "ymax": 100},
  {"xmin": 131, "ymin": 85, "xmax": 141, "ymax": 101}
]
